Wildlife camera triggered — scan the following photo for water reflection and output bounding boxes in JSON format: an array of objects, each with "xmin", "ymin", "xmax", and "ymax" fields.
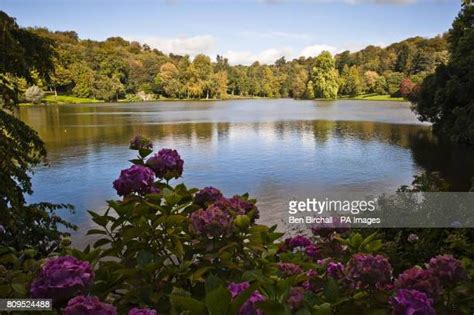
[{"xmin": 16, "ymin": 100, "xmax": 474, "ymax": 245}]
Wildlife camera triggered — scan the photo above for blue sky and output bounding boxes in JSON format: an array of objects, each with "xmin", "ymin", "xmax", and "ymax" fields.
[{"xmin": 2, "ymin": 0, "xmax": 461, "ymax": 65}]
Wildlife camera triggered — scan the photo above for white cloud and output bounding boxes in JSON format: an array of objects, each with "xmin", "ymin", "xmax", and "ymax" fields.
[
  {"xmin": 299, "ymin": 44, "xmax": 338, "ymax": 57},
  {"xmin": 225, "ymin": 47, "xmax": 294, "ymax": 65},
  {"xmin": 129, "ymin": 35, "xmax": 216, "ymax": 56}
]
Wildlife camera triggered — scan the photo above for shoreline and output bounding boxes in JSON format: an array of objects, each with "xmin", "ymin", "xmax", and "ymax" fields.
[{"xmin": 19, "ymin": 94, "xmax": 408, "ymax": 106}]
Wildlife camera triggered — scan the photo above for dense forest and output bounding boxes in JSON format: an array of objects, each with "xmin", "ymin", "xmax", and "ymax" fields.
[{"xmin": 11, "ymin": 21, "xmax": 449, "ymax": 103}]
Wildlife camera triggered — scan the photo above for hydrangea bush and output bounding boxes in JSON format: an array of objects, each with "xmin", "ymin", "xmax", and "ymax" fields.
[{"xmin": 2, "ymin": 136, "xmax": 472, "ymax": 314}]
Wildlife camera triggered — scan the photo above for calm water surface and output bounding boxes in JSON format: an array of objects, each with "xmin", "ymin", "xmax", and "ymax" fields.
[{"xmin": 17, "ymin": 99, "xmax": 474, "ymax": 244}]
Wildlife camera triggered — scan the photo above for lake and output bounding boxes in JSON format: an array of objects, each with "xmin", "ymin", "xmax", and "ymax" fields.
[{"xmin": 17, "ymin": 99, "xmax": 474, "ymax": 244}]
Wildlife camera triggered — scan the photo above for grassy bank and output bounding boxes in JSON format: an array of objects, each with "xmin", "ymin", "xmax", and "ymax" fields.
[
  {"xmin": 43, "ymin": 95, "xmax": 103, "ymax": 104},
  {"xmin": 20, "ymin": 95, "xmax": 102, "ymax": 106},
  {"xmin": 341, "ymin": 93, "xmax": 405, "ymax": 102}
]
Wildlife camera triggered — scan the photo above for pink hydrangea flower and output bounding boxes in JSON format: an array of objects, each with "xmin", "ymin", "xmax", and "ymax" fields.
[{"xmin": 30, "ymin": 256, "xmax": 94, "ymax": 303}]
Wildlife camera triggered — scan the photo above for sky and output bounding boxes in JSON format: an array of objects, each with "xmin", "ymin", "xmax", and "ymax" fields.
[{"xmin": 2, "ymin": 0, "xmax": 462, "ymax": 65}]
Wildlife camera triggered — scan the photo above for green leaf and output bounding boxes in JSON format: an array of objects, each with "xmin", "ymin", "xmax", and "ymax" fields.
[
  {"xmin": 205, "ymin": 275, "xmax": 225, "ymax": 293},
  {"xmin": 191, "ymin": 266, "xmax": 213, "ymax": 282},
  {"xmin": 313, "ymin": 303, "xmax": 332, "ymax": 315},
  {"xmin": 323, "ymin": 278, "xmax": 340, "ymax": 303},
  {"xmin": 170, "ymin": 294, "xmax": 207, "ymax": 315},
  {"xmin": 93, "ymin": 238, "xmax": 111, "ymax": 248},
  {"xmin": 205, "ymin": 286, "xmax": 231, "ymax": 315},
  {"xmin": 137, "ymin": 250, "xmax": 153, "ymax": 267},
  {"xmin": 86, "ymin": 229, "xmax": 107, "ymax": 235},
  {"xmin": 258, "ymin": 300, "xmax": 289, "ymax": 315},
  {"xmin": 11, "ymin": 283, "xmax": 26, "ymax": 295}
]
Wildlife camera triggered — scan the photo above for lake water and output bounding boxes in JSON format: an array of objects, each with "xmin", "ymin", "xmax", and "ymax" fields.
[{"xmin": 17, "ymin": 99, "xmax": 474, "ymax": 244}]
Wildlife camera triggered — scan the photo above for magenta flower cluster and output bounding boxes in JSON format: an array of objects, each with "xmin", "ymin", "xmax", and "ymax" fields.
[
  {"xmin": 30, "ymin": 256, "xmax": 94, "ymax": 303},
  {"xmin": 64, "ymin": 295, "xmax": 116, "ymax": 315},
  {"xmin": 128, "ymin": 307, "xmax": 157, "ymax": 315},
  {"xmin": 326, "ymin": 262, "xmax": 345, "ymax": 279},
  {"xmin": 427, "ymin": 254, "xmax": 468, "ymax": 285},
  {"xmin": 394, "ymin": 255, "xmax": 468, "ymax": 300},
  {"xmin": 147, "ymin": 148, "xmax": 184, "ymax": 180},
  {"xmin": 189, "ymin": 188, "xmax": 258, "ymax": 237},
  {"xmin": 390, "ymin": 289, "xmax": 435, "ymax": 315},
  {"xmin": 129, "ymin": 135, "xmax": 153, "ymax": 151},
  {"xmin": 347, "ymin": 254, "xmax": 392, "ymax": 288},
  {"xmin": 214, "ymin": 195, "xmax": 257, "ymax": 217},
  {"xmin": 227, "ymin": 282, "xmax": 265, "ymax": 315},
  {"xmin": 279, "ymin": 235, "xmax": 319, "ymax": 259},
  {"xmin": 189, "ymin": 205, "xmax": 233, "ymax": 237},
  {"xmin": 278, "ymin": 262, "xmax": 303, "ymax": 276},
  {"xmin": 239, "ymin": 291, "xmax": 266, "ymax": 315},
  {"xmin": 194, "ymin": 186, "xmax": 223, "ymax": 206},
  {"xmin": 227, "ymin": 281, "xmax": 250, "ymax": 299},
  {"xmin": 113, "ymin": 165, "xmax": 156, "ymax": 197},
  {"xmin": 287, "ymin": 287, "xmax": 305, "ymax": 310},
  {"xmin": 395, "ymin": 267, "xmax": 441, "ymax": 298}
]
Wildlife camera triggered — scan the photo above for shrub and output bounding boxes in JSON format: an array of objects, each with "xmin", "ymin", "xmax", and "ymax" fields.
[
  {"xmin": 24, "ymin": 85, "xmax": 44, "ymax": 104},
  {"xmin": 6, "ymin": 138, "xmax": 472, "ymax": 314}
]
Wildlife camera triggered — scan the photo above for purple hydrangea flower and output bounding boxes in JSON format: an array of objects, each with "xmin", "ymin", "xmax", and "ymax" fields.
[
  {"xmin": 129, "ymin": 135, "xmax": 153, "ymax": 151},
  {"xmin": 390, "ymin": 289, "xmax": 435, "ymax": 315},
  {"xmin": 302, "ymin": 269, "xmax": 318, "ymax": 290},
  {"xmin": 64, "ymin": 295, "xmax": 116, "ymax": 315},
  {"xmin": 239, "ymin": 291, "xmax": 266, "ymax": 315},
  {"xmin": 189, "ymin": 205, "xmax": 233, "ymax": 237},
  {"xmin": 288, "ymin": 235, "xmax": 312, "ymax": 248},
  {"xmin": 146, "ymin": 148, "xmax": 184, "ymax": 180},
  {"xmin": 279, "ymin": 235, "xmax": 313, "ymax": 253},
  {"xmin": 228, "ymin": 281, "xmax": 250, "ymax": 299},
  {"xmin": 287, "ymin": 287, "xmax": 305, "ymax": 310},
  {"xmin": 305, "ymin": 244, "xmax": 319, "ymax": 258},
  {"xmin": 0, "ymin": 225, "xmax": 5, "ymax": 234},
  {"xmin": 128, "ymin": 307, "xmax": 157, "ymax": 315},
  {"xmin": 113, "ymin": 165, "xmax": 156, "ymax": 196},
  {"xmin": 327, "ymin": 262, "xmax": 345, "ymax": 279},
  {"xmin": 347, "ymin": 254, "xmax": 392, "ymax": 288},
  {"xmin": 194, "ymin": 187, "xmax": 223, "ymax": 206},
  {"xmin": 395, "ymin": 267, "xmax": 441, "ymax": 298},
  {"xmin": 227, "ymin": 282, "xmax": 265, "ymax": 315},
  {"xmin": 278, "ymin": 262, "xmax": 303, "ymax": 276},
  {"xmin": 310, "ymin": 218, "xmax": 350, "ymax": 237},
  {"xmin": 214, "ymin": 196, "xmax": 258, "ymax": 219},
  {"xmin": 427, "ymin": 255, "xmax": 467, "ymax": 286},
  {"xmin": 30, "ymin": 256, "xmax": 94, "ymax": 303}
]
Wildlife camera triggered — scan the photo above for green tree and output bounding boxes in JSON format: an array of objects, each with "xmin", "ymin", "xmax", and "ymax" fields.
[
  {"xmin": 340, "ymin": 65, "xmax": 363, "ymax": 96},
  {"xmin": 305, "ymin": 80, "xmax": 315, "ymax": 99},
  {"xmin": 412, "ymin": 2, "xmax": 474, "ymax": 144},
  {"xmin": 0, "ymin": 11, "xmax": 75, "ymax": 254},
  {"xmin": 311, "ymin": 51, "xmax": 339, "ymax": 99},
  {"xmin": 384, "ymin": 71, "xmax": 405, "ymax": 96},
  {"xmin": 188, "ymin": 54, "xmax": 212, "ymax": 98},
  {"xmin": 290, "ymin": 66, "xmax": 308, "ymax": 99}
]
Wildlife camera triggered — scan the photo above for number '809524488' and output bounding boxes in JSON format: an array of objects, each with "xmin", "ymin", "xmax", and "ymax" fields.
[{"xmin": 0, "ymin": 299, "xmax": 52, "ymax": 311}]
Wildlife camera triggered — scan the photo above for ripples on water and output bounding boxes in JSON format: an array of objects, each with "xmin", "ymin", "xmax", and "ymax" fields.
[{"xmin": 17, "ymin": 99, "xmax": 474, "ymax": 244}]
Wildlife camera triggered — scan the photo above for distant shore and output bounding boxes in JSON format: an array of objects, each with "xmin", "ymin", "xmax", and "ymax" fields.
[{"xmin": 19, "ymin": 93, "xmax": 406, "ymax": 106}]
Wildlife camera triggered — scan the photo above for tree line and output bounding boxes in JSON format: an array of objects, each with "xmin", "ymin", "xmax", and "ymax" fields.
[{"xmin": 10, "ymin": 18, "xmax": 449, "ymax": 102}]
